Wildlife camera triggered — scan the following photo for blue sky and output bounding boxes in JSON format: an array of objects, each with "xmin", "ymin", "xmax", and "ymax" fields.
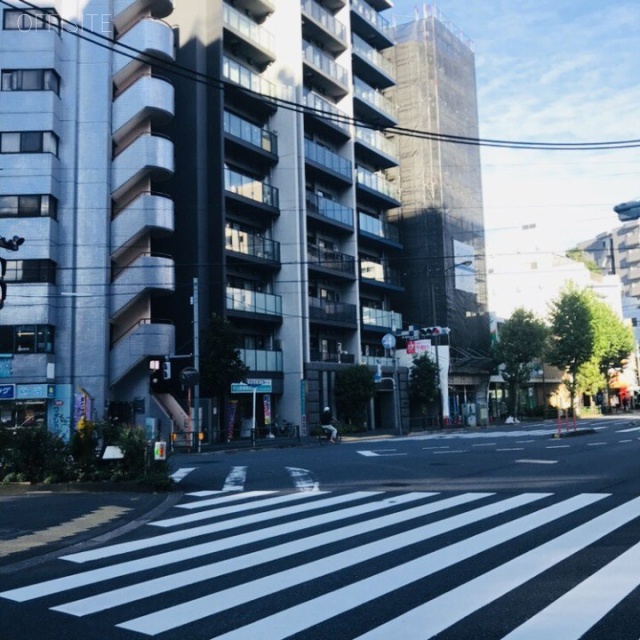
[{"xmin": 389, "ymin": 1, "xmax": 640, "ymax": 257}]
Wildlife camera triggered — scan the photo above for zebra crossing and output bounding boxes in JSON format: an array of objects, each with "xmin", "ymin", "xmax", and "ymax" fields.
[{"xmin": 2, "ymin": 489, "xmax": 640, "ymax": 639}]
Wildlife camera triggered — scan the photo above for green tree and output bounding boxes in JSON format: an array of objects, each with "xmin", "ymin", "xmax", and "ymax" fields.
[
  {"xmin": 547, "ymin": 286, "xmax": 596, "ymax": 414},
  {"xmin": 200, "ymin": 314, "xmax": 249, "ymax": 398},
  {"xmin": 334, "ymin": 365, "xmax": 376, "ymax": 430},
  {"xmin": 492, "ymin": 308, "xmax": 548, "ymax": 417},
  {"xmin": 409, "ymin": 353, "xmax": 439, "ymax": 415}
]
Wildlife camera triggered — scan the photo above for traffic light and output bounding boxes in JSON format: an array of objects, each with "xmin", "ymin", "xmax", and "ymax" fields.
[
  {"xmin": 162, "ymin": 360, "xmax": 172, "ymax": 380},
  {"xmin": 422, "ymin": 326, "xmax": 451, "ymax": 344},
  {"xmin": 0, "ymin": 235, "xmax": 24, "ymax": 251}
]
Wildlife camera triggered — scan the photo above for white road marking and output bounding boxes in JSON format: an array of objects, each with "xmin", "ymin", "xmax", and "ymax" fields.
[
  {"xmin": 223, "ymin": 466, "xmax": 247, "ymax": 491},
  {"xmin": 357, "ymin": 450, "xmax": 407, "ymax": 457},
  {"xmin": 178, "ymin": 491, "xmax": 275, "ymax": 510},
  {"xmin": 170, "ymin": 468, "xmax": 195, "ymax": 482},
  {"xmin": 516, "ymin": 459, "xmax": 558, "ymax": 465},
  {"xmin": 285, "ymin": 467, "xmax": 319, "ymax": 491}
]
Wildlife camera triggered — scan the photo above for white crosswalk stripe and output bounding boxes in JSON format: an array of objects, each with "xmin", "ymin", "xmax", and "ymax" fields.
[{"xmin": 2, "ymin": 490, "xmax": 640, "ymax": 639}]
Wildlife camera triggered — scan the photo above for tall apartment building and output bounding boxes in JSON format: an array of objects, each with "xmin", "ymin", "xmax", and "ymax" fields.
[
  {"xmin": 0, "ymin": 0, "xmax": 176, "ymax": 434},
  {"xmin": 163, "ymin": 0, "xmax": 407, "ymax": 435},
  {"xmin": 391, "ymin": 9, "xmax": 491, "ymax": 420}
]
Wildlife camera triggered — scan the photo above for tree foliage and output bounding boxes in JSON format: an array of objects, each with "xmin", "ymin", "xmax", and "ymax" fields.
[
  {"xmin": 408, "ymin": 353, "xmax": 439, "ymax": 415},
  {"xmin": 334, "ymin": 365, "xmax": 376, "ymax": 430},
  {"xmin": 200, "ymin": 314, "xmax": 249, "ymax": 398},
  {"xmin": 492, "ymin": 308, "xmax": 548, "ymax": 415}
]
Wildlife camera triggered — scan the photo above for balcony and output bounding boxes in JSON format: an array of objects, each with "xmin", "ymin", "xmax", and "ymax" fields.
[
  {"xmin": 361, "ymin": 306, "xmax": 402, "ymax": 331},
  {"xmin": 112, "ymin": 75, "xmax": 174, "ymax": 144},
  {"xmin": 111, "ymin": 133, "xmax": 174, "ymax": 201},
  {"xmin": 309, "ymin": 297, "xmax": 358, "ymax": 326},
  {"xmin": 111, "ymin": 192, "xmax": 174, "ymax": 256},
  {"xmin": 239, "ymin": 348, "xmax": 283, "ymax": 372},
  {"xmin": 223, "ymin": 55, "xmax": 278, "ymax": 108},
  {"xmin": 223, "ymin": 3, "xmax": 276, "ymax": 68},
  {"xmin": 113, "ymin": 0, "xmax": 174, "ymax": 34},
  {"xmin": 302, "ymin": 42, "xmax": 349, "ymax": 98},
  {"xmin": 301, "ymin": 0, "xmax": 347, "ymax": 54},
  {"xmin": 358, "ymin": 211, "xmax": 401, "ymax": 247},
  {"xmin": 227, "ymin": 0, "xmax": 274, "ymax": 21},
  {"xmin": 110, "ymin": 253, "xmax": 175, "ymax": 317},
  {"xmin": 302, "ymin": 89, "xmax": 351, "ymax": 139},
  {"xmin": 360, "ymin": 260, "xmax": 403, "ymax": 290},
  {"xmin": 226, "ymin": 229, "xmax": 280, "ymax": 267},
  {"xmin": 352, "ymin": 33, "xmax": 395, "ymax": 89},
  {"xmin": 224, "ymin": 110, "xmax": 277, "ymax": 167},
  {"xmin": 310, "ymin": 350, "xmax": 356, "ymax": 364},
  {"xmin": 304, "ymin": 138, "xmax": 352, "ymax": 186},
  {"xmin": 307, "ymin": 244, "xmax": 356, "ymax": 279},
  {"xmin": 112, "ymin": 18, "xmax": 175, "ymax": 88},
  {"xmin": 226, "ymin": 287, "xmax": 282, "ymax": 320},
  {"xmin": 110, "ymin": 319, "xmax": 174, "ymax": 386},
  {"xmin": 224, "ymin": 167, "xmax": 279, "ymax": 213},
  {"xmin": 354, "ymin": 126, "xmax": 397, "ymax": 169},
  {"xmin": 356, "ymin": 166, "xmax": 401, "ymax": 208},
  {"xmin": 353, "ymin": 77, "xmax": 397, "ymax": 128},
  {"xmin": 350, "ymin": 0, "xmax": 394, "ymax": 49},
  {"xmin": 621, "ymin": 247, "xmax": 640, "ymax": 267},
  {"xmin": 306, "ymin": 192, "xmax": 353, "ymax": 231}
]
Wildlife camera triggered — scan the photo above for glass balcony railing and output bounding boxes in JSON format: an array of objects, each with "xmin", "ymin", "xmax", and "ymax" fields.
[
  {"xmin": 225, "ymin": 167, "xmax": 279, "ymax": 208},
  {"xmin": 301, "ymin": 0, "xmax": 347, "ymax": 44},
  {"xmin": 356, "ymin": 166, "xmax": 400, "ymax": 202},
  {"xmin": 239, "ymin": 348, "xmax": 283, "ymax": 372},
  {"xmin": 304, "ymin": 138, "xmax": 352, "ymax": 180},
  {"xmin": 352, "ymin": 33, "xmax": 395, "ymax": 79},
  {"xmin": 360, "ymin": 355, "xmax": 396, "ymax": 367},
  {"xmin": 307, "ymin": 244, "xmax": 356, "ymax": 275},
  {"xmin": 302, "ymin": 88, "xmax": 351, "ymax": 134},
  {"xmin": 351, "ymin": 0, "xmax": 393, "ymax": 41},
  {"xmin": 306, "ymin": 192, "xmax": 354, "ymax": 227},
  {"xmin": 360, "ymin": 260, "xmax": 402, "ymax": 286},
  {"xmin": 224, "ymin": 111, "xmax": 277, "ymax": 154},
  {"xmin": 309, "ymin": 297, "xmax": 358, "ymax": 324},
  {"xmin": 354, "ymin": 77, "xmax": 397, "ymax": 119},
  {"xmin": 361, "ymin": 306, "xmax": 402, "ymax": 330},
  {"xmin": 359, "ymin": 211, "xmax": 400, "ymax": 242},
  {"xmin": 303, "ymin": 42, "xmax": 348, "ymax": 88},
  {"xmin": 223, "ymin": 3, "xmax": 275, "ymax": 53},
  {"xmin": 223, "ymin": 55, "xmax": 277, "ymax": 99},
  {"xmin": 226, "ymin": 287, "xmax": 282, "ymax": 317},
  {"xmin": 355, "ymin": 126, "xmax": 397, "ymax": 159},
  {"xmin": 226, "ymin": 229, "xmax": 280, "ymax": 262}
]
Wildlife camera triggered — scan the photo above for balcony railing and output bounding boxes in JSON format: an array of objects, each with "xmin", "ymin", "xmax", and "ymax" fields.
[
  {"xmin": 355, "ymin": 126, "xmax": 397, "ymax": 159},
  {"xmin": 226, "ymin": 229, "xmax": 280, "ymax": 262},
  {"xmin": 223, "ymin": 55, "xmax": 277, "ymax": 99},
  {"xmin": 301, "ymin": 0, "xmax": 347, "ymax": 44},
  {"xmin": 226, "ymin": 287, "xmax": 282, "ymax": 317},
  {"xmin": 360, "ymin": 260, "xmax": 402, "ymax": 286},
  {"xmin": 354, "ymin": 77, "xmax": 397, "ymax": 119},
  {"xmin": 359, "ymin": 211, "xmax": 400, "ymax": 242},
  {"xmin": 309, "ymin": 297, "xmax": 358, "ymax": 324},
  {"xmin": 303, "ymin": 42, "xmax": 348, "ymax": 88},
  {"xmin": 239, "ymin": 348, "xmax": 283, "ymax": 372},
  {"xmin": 356, "ymin": 166, "xmax": 400, "ymax": 203},
  {"xmin": 352, "ymin": 33, "xmax": 395, "ymax": 79},
  {"xmin": 361, "ymin": 306, "xmax": 402, "ymax": 330},
  {"xmin": 225, "ymin": 167, "xmax": 279, "ymax": 208},
  {"xmin": 351, "ymin": 0, "xmax": 393, "ymax": 42},
  {"xmin": 224, "ymin": 110, "xmax": 277, "ymax": 154},
  {"xmin": 307, "ymin": 244, "xmax": 356, "ymax": 276},
  {"xmin": 304, "ymin": 138, "xmax": 352, "ymax": 180},
  {"xmin": 303, "ymin": 88, "xmax": 351, "ymax": 134},
  {"xmin": 306, "ymin": 192, "xmax": 353, "ymax": 227},
  {"xmin": 223, "ymin": 3, "xmax": 275, "ymax": 53}
]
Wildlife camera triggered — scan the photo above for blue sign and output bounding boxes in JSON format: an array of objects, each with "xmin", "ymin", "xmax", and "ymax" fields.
[{"xmin": 0, "ymin": 384, "xmax": 15, "ymax": 400}]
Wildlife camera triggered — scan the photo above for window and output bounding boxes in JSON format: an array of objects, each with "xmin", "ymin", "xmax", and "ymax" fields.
[
  {"xmin": 0, "ymin": 131, "xmax": 59, "ymax": 155},
  {"xmin": 3, "ymin": 9, "xmax": 61, "ymax": 33},
  {"xmin": 0, "ymin": 324, "xmax": 55, "ymax": 354},
  {"xmin": 4, "ymin": 259, "xmax": 56, "ymax": 284},
  {"xmin": 0, "ymin": 194, "xmax": 57, "ymax": 219},
  {"xmin": 1, "ymin": 69, "xmax": 60, "ymax": 94}
]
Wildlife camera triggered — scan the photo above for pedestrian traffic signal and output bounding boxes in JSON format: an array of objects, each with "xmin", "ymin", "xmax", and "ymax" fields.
[{"xmin": 162, "ymin": 360, "xmax": 172, "ymax": 380}]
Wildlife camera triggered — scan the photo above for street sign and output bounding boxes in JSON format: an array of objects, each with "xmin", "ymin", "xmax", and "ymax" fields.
[
  {"xmin": 231, "ymin": 380, "xmax": 273, "ymax": 394},
  {"xmin": 179, "ymin": 367, "xmax": 199, "ymax": 386},
  {"xmin": 381, "ymin": 333, "xmax": 396, "ymax": 349}
]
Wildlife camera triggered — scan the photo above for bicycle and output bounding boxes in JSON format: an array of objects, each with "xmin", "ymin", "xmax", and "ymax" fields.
[{"xmin": 317, "ymin": 424, "xmax": 341, "ymax": 445}]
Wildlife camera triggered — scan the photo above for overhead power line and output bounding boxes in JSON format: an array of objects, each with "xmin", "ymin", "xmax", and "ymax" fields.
[{"xmin": 4, "ymin": 0, "xmax": 640, "ymax": 151}]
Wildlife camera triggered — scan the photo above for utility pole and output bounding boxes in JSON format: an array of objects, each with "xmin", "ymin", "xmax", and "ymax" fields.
[{"xmin": 193, "ymin": 277, "xmax": 201, "ymax": 452}]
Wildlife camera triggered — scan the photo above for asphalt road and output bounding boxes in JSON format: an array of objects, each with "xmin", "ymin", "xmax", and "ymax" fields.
[{"xmin": 0, "ymin": 414, "xmax": 638, "ymax": 639}]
